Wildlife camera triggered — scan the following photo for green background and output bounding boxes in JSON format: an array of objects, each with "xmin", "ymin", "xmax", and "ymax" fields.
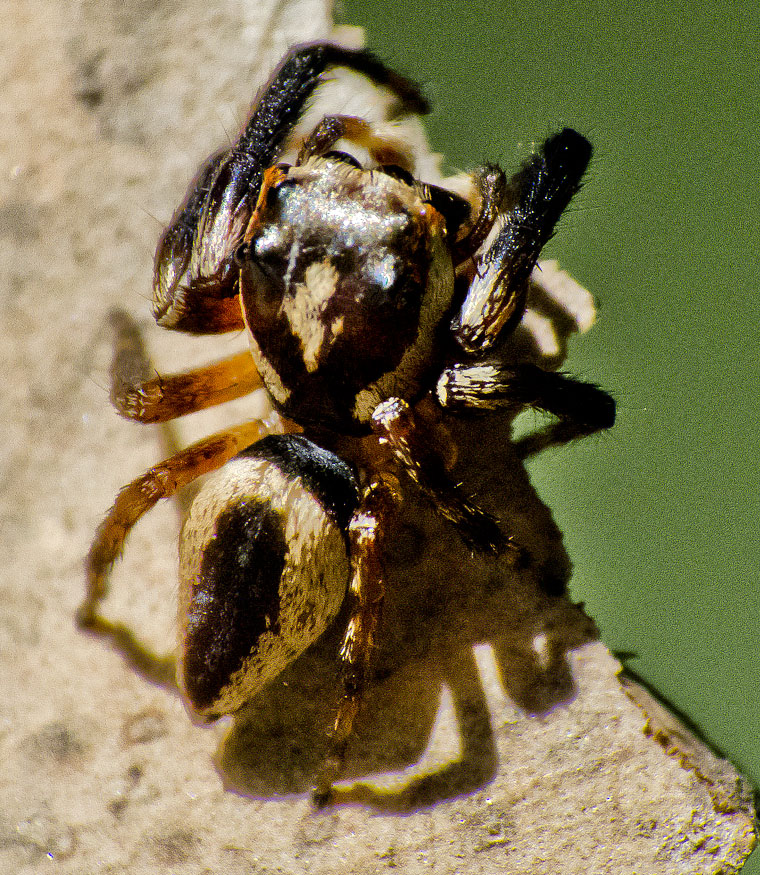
[{"xmin": 341, "ymin": 0, "xmax": 759, "ymax": 863}]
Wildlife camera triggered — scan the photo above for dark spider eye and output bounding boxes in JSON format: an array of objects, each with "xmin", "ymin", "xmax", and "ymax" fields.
[
  {"xmin": 362, "ymin": 252, "xmax": 400, "ymax": 299},
  {"xmin": 322, "ymin": 150, "xmax": 363, "ymax": 169},
  {"xmin": 252, "ymin": 224, "xmax": 292, "ymax": 263},
  {"xmin": 233, "ymin": 242, "xmax": 249, "ymax": 266},
  {"xmin": 266, "ymin": 177, "xmax": 299, "ymax": 209},
  {"xmin": 380, "ymin": 164, "xmax": 416, "ymax": 186},
  {"xmin": 234, "ymin": 223, "xmax": 290, "ymax": 270},
  {"xmin": 422, "ymin": 184, "xmax": 471, "ymax": 238}
]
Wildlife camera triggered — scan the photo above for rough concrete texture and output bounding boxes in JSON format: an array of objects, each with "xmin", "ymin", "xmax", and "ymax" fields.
[{"xmin": 1, "ymin": 1, "xmax": 755, "ymax": 873}]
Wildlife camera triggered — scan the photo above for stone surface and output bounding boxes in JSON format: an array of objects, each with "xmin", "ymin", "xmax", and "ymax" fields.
[{"xmin": 0, "ymin": 1, "xmax": 755, "ymax": 873}]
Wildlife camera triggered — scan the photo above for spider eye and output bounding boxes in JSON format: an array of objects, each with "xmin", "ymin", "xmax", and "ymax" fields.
[
  {"xmin": 363, "ymin": 252, "xmax": 399, "ymax": 296},
  {"xmin": 235, "ymin": 226, "xmax": 290, "ymax": 270},
  {"xmin": 322, "ymin": 150, "xmax": 363, "ymax": 169},
  {"xmin": 380, "ymin": 164, "xmax": 415, "ymax": 186},
  {"xmin": 251, "ymin": 225, "xmax": 292, "ymax": 265},
  {"xmin": 233, "ymin": 242, "xmax": 249, "ymax": 266},
  {"xmin": 422, "ymin": 184, "xmax": 471, "ymax": 238}
]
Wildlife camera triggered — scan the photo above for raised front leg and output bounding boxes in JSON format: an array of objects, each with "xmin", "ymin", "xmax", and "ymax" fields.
[
  {"xmin": 452, "ymin": 129, "xmax": 592, "ymax": 353},
  {"xmin": 154, "ymin": 43, "xmax": 429, "ymax": 334},
  {"xmin": 151, "ymin": 149, "xmax": 246, "ymax": 335}
]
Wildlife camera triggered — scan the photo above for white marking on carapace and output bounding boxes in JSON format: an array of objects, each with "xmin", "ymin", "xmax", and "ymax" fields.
[{"xmin": 280, "ymin": 258, "xmax": 340, "ymax": 372}]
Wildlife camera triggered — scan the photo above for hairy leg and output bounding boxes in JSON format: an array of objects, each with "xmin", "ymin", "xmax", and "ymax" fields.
[
  {"xmin": 297, "ymin": 114, "xmax": 417, "ymax": 169},
  {"xmin": 79, "ymin": 420, "xmax": 272, "ymax": 630},
  {"xmin": 371, "ymin": 397, "xmax": 514, "ymax": 557},
  {"xmin": 436, "ymin": 361, "xmax": 615, "ymax": 430},
  {"xmin": 451, "ymin": 164, "xmax": 507, "ymax": 264},
  {"xmin": 452, "ymin": 129, "xmax": 592, "ymax": 353},
  {"xmin": 314, "ymin": 473, "xmax": 400, "ymax": 806},
  {"xmin": 111, "ymin": 343, "xmax": 262, "ymax": 425}
]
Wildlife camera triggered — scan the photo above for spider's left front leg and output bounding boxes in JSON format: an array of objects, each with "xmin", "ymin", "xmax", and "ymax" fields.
[
  {"xmin": 443, "ymin": 127, "xmax": 615, "ymax": 438},
  {"xmin": 453, "ymin": 127, "xmax": 593, "ymax": 354}
]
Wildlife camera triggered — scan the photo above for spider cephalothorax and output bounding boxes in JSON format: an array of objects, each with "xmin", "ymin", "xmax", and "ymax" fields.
[
  {"xmin": 79, "ymin": 41, "xmax": 614, "ymax": 805},
  {"xmin": 236, "ymin": 157, "xmax": 456, "ymax": 432}
]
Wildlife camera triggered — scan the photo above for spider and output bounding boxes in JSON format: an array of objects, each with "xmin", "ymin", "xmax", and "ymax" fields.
[{"xmin": 78, "ymin": 41, "xmax": 615, "ymax": 805}]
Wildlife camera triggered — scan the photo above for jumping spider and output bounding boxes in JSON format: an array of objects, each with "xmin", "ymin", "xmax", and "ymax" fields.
[{"xmin": 79, "ymin": 42, "xmax": 615, "ymax": 804}]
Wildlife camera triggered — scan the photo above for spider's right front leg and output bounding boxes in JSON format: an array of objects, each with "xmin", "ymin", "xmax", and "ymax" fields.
[
  {"xmin": 154, "ymin": 43, "xmax": 429, "ymax": 334},
  {"xmin": 314, "ymin": 472, "xmax": 401, "ymax": 807}
]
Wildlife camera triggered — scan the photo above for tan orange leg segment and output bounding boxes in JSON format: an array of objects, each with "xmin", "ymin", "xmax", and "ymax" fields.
[
  {"xmin": 111, "ymin": 349, "xmax": 262, "ymax": 423},
  {"xmin": 78, "ymin": 420, "xmax": 270, "ymax": 632},
  {"xmin": 297, "ymin": 115, "xmax": 415, "ymax": 170},
  {"xmin": 108, "ymin": 311, "xmax": 262, "ymax": 425},
  {"xmin": 313, "ymin": 473, "xmax": 401, "ymax": 806}
]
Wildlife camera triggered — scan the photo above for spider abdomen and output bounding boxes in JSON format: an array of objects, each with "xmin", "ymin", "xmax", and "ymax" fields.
[{"xmin": 178, "ymin": 434, "xmax": 359, "ymax": 719}]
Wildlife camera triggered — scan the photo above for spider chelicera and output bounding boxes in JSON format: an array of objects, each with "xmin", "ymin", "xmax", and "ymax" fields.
[{"xmin": 78, "ymin": 41, "xmax": 615, "ymax": 805}]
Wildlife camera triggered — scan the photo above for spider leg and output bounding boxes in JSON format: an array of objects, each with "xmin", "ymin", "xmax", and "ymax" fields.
[
  {"xmin": 111, "ymin": 350, "xmax": 262, "ymax": 423},
  {"xmin": 436, "ymin": 360, "xmax": 615, "ymax": 434},
  {"xmin": 154, "ymin": 43, "xmax": 428, "ymax": 334},
  {"xmin": 78, "ymin": 421, "xmax": 272, "ymax": 632},
  {"xmin": 452, "ymin": 128, "xmax": 592, "ymax": 353},
  {"xmin": 108, "ymin": 310, "xmax": 262, "ymax": 424},
  {"xmin": 451, "ymin": 164, "xmax": 507, "ymax": 264},
  {"xmin": 314, "ymin": 473, "xmax": 400, "ymax": 807},
  {"xmin": 371, "ymin": 397, "xmax": 515, "ymax": 557},
  {"xmin": 297, "ymin": 114, "xmax": 416, "ymax": 169},
  {"xmin": 152, "ymin": 149, "xmax": 246, "ymax": 335}
]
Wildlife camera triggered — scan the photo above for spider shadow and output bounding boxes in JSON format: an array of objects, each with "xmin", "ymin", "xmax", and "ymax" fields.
[{"xmin": 217, "ymin": 408, "xmax": 599, "ymax": 811}]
